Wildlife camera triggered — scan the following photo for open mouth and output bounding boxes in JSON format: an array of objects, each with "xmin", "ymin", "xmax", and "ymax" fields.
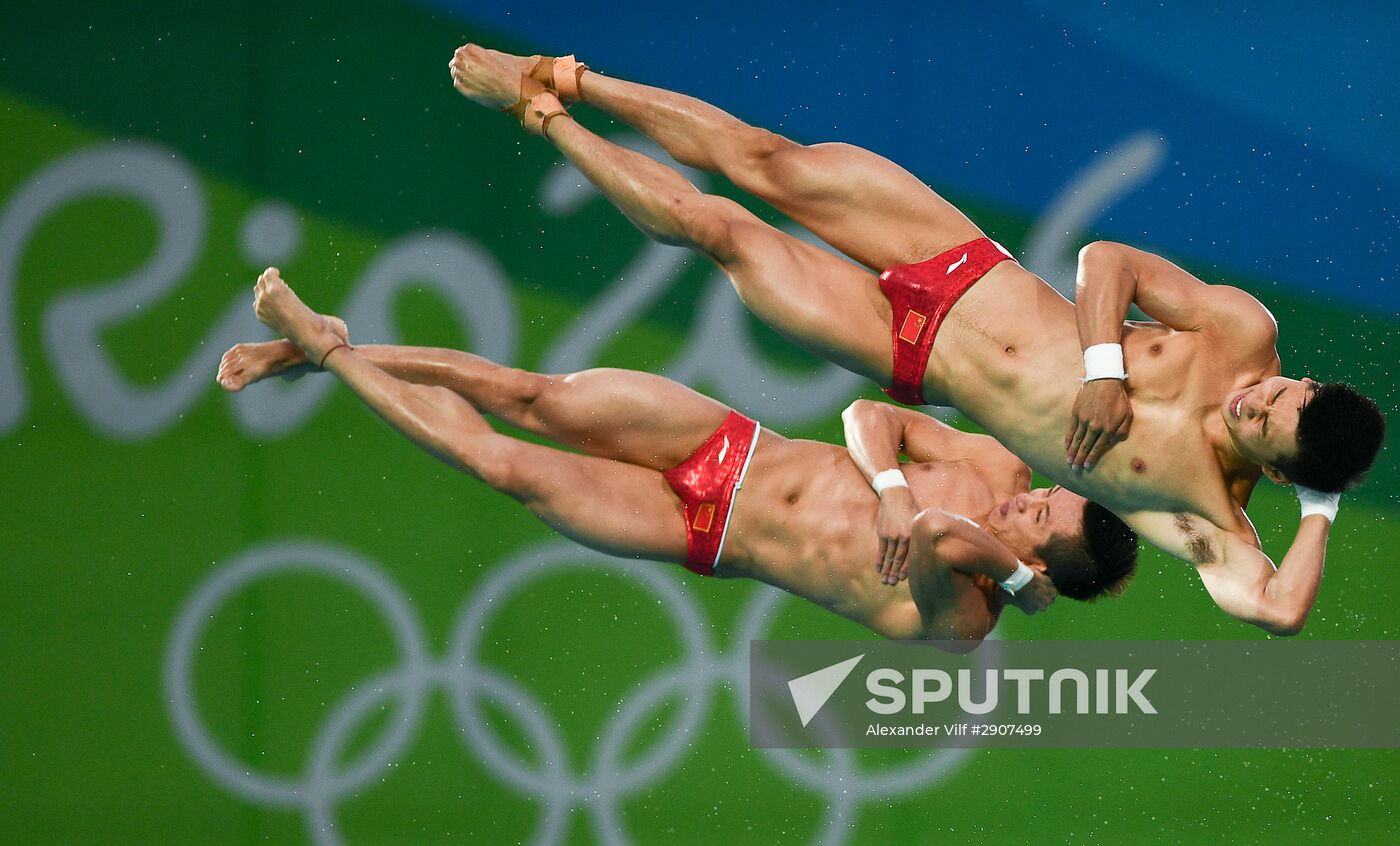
[{"xmin": 1232, "ymin": 394, "xmax": 1245, "ymax": 421}]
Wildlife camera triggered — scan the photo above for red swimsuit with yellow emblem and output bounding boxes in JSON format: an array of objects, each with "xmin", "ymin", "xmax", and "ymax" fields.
[
  {"xmin": 879, "ymin": 237, "xmax": 1015, "ymax": 405},
  {"xmin": 662, "ymin": 410, "xmax": 761, "ymax": 576}
]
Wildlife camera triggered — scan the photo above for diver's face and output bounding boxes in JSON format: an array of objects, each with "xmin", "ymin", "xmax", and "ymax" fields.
[
  {"xmin": 1221, "ymin": 376, "xmax": 1315, "ymax": 468},
  {"xmin": 988, "ymin": 486, "xmax": 1087, "ymax": 562}
]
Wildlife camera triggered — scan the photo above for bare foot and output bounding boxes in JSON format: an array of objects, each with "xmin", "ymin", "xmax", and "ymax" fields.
[
  {"xmin": 217, "ymin": 315, "xmax": 348, "ymax": 391},
  {"xmin": 484, "ymin": 48, "xmax": 539, "ymax": 79},
  {"xmin": 448, "ymin": 43, "xmax": 524, "ymax": 110},
  {"xmin": 251, "ymin": 267, "xmax": 344, "ymax": 365}
]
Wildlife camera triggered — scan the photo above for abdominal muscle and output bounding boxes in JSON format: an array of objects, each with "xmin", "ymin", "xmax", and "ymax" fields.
[
  {"xmin": 720, "ymin": 440, "xmax": 926, "ymax": 637},
  {"xmin": 924, "ymin": 263, "xmax": 1084, "ymax": 470},
  {"xmin": 721, "ymin": 441, "xmax": 1014, "ymax": 639}
]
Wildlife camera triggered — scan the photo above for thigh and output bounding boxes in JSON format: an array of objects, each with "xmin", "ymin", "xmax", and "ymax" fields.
[
  {"xmin": 526, "ymin": 368, "xmax": 734, "ymax": 471},
  {"xmin": 508, "ymin": 440, "xmax": 692, "ymax": 563},
  {"xmin": 756, "ymin": 142, "xmax": 985, "ymax": 271},
  {"xmin": 723, "ymin": 217, "xmax": 895, "ymax": 385}
]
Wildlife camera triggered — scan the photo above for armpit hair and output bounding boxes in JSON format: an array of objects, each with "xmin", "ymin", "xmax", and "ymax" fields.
[{"xmin": 1174, "ymin": 512, "xmax": 1217, "ymax": 564}]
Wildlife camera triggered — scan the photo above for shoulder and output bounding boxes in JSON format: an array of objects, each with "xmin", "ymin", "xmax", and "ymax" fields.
[
  {"xmin": 1198, "ymin": 286, "xmax": 1278, "ymax": 345},
  {"xmin": 959, "ymin": 435, "xmax": 1031, "ymax": 486},
  {"xmin": 969, "ymin": 451, "xmax": 1030, "ymax": 500}
]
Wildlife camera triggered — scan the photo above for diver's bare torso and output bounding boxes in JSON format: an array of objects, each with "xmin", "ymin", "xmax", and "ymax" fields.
[
  {"xmin": 922, "ymin": 262, "xmax": 1278, "ymax": 554},
  {"xmin": 718, "ymin": 433, "xmax": 1020, "ymax": 638}
]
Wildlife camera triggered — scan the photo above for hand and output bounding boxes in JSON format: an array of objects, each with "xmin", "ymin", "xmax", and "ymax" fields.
[
  {"xmin": 1295, "ymin": 485, "xmax": 1341, "ymax": 524},
  {"xmin": 1009, "ymin": 571, "xmax": 1058, "ymax": 615},
  {"xmin": 1065, "ymin": 379, "xmax": 1133, "ymax": 470},
  {"xmin": 874, "ymin": 487, "xmax": 918, "ymax": 586}
]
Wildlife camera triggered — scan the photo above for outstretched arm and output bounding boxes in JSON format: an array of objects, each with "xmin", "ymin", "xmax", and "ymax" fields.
[
  {"xmin": 1066, "ymin": 241, "xmax": 1280, "ymax": 469},
  {"xmin": 842, "ymin": 400, "xmax": 1027, "ymax": 584},
  {"xmin": 1132, "ymin": 508, "xmax": 1331, "ymax": 635}
]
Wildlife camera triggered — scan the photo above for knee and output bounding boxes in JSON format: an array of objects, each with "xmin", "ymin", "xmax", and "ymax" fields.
[
  {"xmin": 459, "ymin": 434, "xmax": 529, "ymax": 493},
  {"xmin": 508, "ymin": 369, "xmax": 558, "ymax": 412},
  {"xmin": 524, "ymin": 370, "xmax": 598, "ymax": 427},
  {"xmin": 725, "ymin": 129, "xmax": 801, "ymax": 188},
  {"xmin": 745, "ymin": 128, "xmax": 801, "ymax": 162},
  {"xmin": 674, "ymin": 195, "xmax": 748, "ymax": 259}
]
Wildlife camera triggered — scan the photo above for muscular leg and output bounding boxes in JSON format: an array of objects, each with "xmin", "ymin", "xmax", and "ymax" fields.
[
  {"xmin": 249, "ymin": 272, "xmax": 689, "ymax": 560},
  {"xmin": 222, "ymin": 341, "xmax": 568, "ymax": 433},
  {"xmin": 221, "ymin": 337, "xmax": 737, "ymax": 471},
  {"xmin": 493, "ymin": 49, "xmax": 983, "ymax": 270},
  {"xmin": 449, "ymin": 47, "xmax": 895, "ymax": 381},
  {"xmin": 533, "ymin": 117, "xmax": 896, "ymax": 388},
  {"xmin": 220, "ymin": 341, "xmax": 563, "ymax": 427}
]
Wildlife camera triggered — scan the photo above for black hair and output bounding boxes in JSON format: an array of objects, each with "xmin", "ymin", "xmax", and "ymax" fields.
[
  {"xmin": 1273, "ymin": 382, "xmax": 1385, "ymax": 493},
  {"xmin": 1039, "ymin": 501, "xmax": 1138, "ymax": 601}
]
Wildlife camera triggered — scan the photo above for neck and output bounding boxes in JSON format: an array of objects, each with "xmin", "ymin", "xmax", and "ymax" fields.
[{"xmin": 1203, "ymin": 409, "xmax": 1265, "ymax": 501}]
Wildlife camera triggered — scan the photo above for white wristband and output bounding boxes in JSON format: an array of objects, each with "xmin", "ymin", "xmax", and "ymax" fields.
[
  {"xmin": 1295, "ymin": 485, "xmax": 1341, "ymax": 524},
  {"xmin": 1083, "ymin": 342, "xmax": 1128, "ymax": 381},
  {"xmin": 871, "ymin": 468, "xmax": 909, "ymax": 496},
  {"xmin": 1000, "ymin": 561, "xmax": 1036, "ymax": 595}
]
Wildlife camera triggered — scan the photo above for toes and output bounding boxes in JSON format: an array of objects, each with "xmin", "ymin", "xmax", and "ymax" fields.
[
  {"xmin": 216, "ymin": 364, "xmax": 241, "ymax": 390},
  {"xmin": 452, "ymin": 43, "xmax": 483, "ymax": 69}
]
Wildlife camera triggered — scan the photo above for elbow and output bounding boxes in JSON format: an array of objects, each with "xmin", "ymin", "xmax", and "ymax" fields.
[
  {"xmin": 842, "ymin": 398, "xmax": 878, "ymax": 421},
  {"xmin": 1257, "ymin": 608, "xmax": 1308, "ymax": 638},
  {"xmin": 1078, "ymin": 240, "xmax": 1120, "ymax": 262},
  {"xmin": 1076, "ymin": 241, "xmax": 1126, "ymax": 289},
  {"xmin": 910, "ymin": 509, "xmax": 955, "ymax": 548},
  {"xmin": 928, "ymin": 636, "xmax": 984, "ymax": 655}
]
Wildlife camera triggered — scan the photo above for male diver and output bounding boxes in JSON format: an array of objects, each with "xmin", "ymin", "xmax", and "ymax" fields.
[
  {"xmin": 447, "ymin": 46, "xmax": 1383, "ymax": 635},
  {"xmin": 218, "ymin": 268, "xmax": 1136, "ymax": 648}
]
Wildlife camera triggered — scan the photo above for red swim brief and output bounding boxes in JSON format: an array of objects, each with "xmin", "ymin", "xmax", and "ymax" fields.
[
  {"xmin": 878, "ymin": 237, "xmax": 1015, "ymax": 405},
  {"xmin": 662, "ymin": 410, "xmax": 762, "ymax": 576}
]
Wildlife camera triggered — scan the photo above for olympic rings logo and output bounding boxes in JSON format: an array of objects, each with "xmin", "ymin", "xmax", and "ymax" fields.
[{"xmin": 164, "ymin": 538, "xmax": 978, "ymax": 845}]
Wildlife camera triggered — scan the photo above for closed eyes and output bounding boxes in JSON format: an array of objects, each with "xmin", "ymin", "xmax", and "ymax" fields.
[{"xmin": 1261, "ymin": 387, "xmax": 1286, "ymax": 437}]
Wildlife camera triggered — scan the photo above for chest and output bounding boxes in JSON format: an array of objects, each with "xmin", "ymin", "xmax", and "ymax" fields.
[
  {"xmin": 905, "ymin": 462, "xmax": 999, "ymax": 516},
  {"xmin": 1055, "ymin": 396, "xmax": 1248, "ymax": 530}
]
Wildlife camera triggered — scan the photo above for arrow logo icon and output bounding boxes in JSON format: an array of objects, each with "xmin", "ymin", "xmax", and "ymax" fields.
[{"xmin": 787, "ymin": 654, "xmax": 865, "ymax": 727}]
